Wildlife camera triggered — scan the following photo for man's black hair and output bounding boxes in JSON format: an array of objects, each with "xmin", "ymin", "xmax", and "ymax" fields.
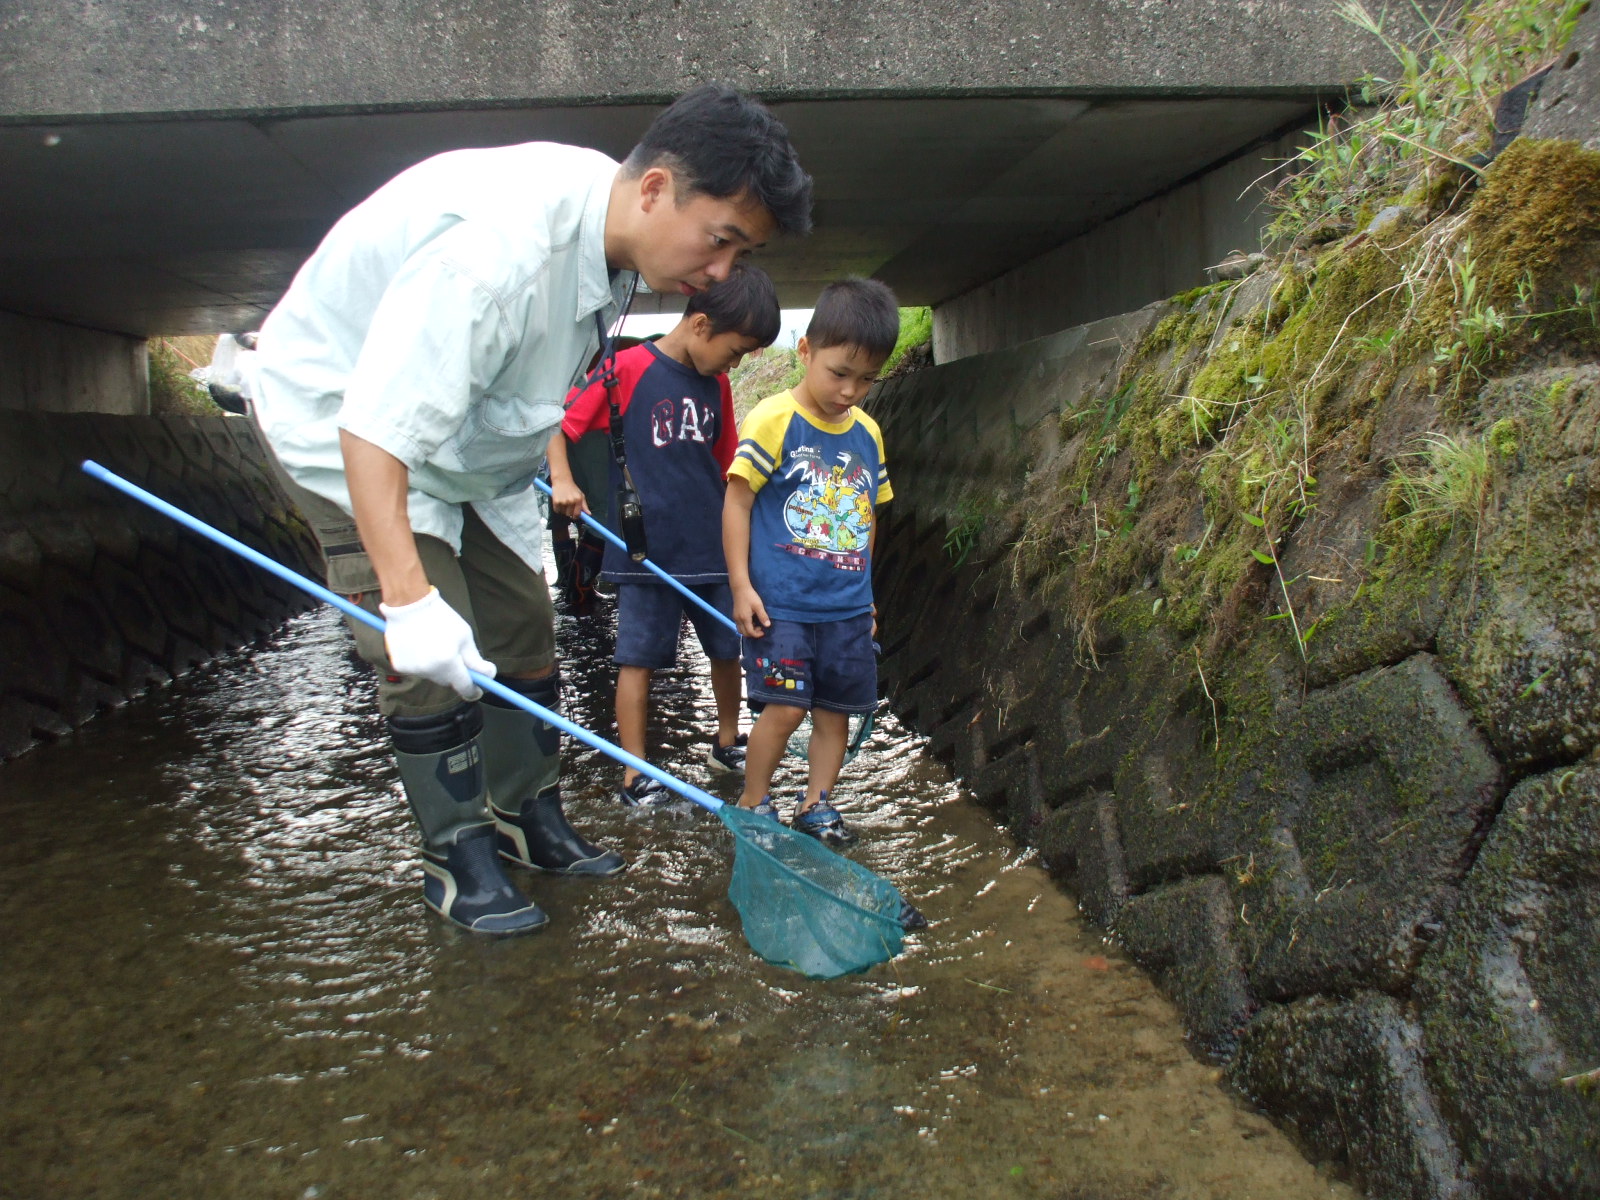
[
  {"xmin": 805, "ymin": 277, "xmax": 900, "ymax": 360},
  {"xmin": 625, "ymin": 84, "xmax": 813, "ymax": 237},
  {"xmin": 686, "ymin": 264, "xmax": 781, "ymax": 346}
]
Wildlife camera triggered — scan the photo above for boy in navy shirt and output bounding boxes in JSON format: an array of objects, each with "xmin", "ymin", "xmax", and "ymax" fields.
[
  {"xmin": 724, "ymin": 278, "xmax": 898, "ymax": 844},
  {"xmin": 547, "ymin": 266, "xmax": 780, "ymax": 805}
]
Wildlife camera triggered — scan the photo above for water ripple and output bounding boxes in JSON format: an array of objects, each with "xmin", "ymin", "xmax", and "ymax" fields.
[{"xmin": 0, "ymin": 603, "xmax": 1357, "ymax": 1200}]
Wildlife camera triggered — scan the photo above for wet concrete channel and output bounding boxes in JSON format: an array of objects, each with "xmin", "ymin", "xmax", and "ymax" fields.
[{"xmin": 0, "ymin": 590, "xmax": 1360, "ymax": 1200}]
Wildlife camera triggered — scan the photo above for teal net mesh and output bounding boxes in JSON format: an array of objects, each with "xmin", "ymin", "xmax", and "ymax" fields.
[
  {"xmin": 720, "ymin": 804, "xmax": 905, "ymax": 979},
  {"xmin": 785, "ymin": 710, "xmax": 874, "ymax": 765}
]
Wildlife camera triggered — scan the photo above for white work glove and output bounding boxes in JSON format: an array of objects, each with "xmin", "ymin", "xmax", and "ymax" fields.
[{"xmin": 378, "ymin": 587, "xmax": 496, "ymax": 700}]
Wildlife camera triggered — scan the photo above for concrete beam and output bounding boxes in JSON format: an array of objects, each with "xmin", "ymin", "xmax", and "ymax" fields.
[
  {"xmin": 0, "ymin": 95, "xmax": 1317, "ymax": 333},
  {"xmin": 0, "ymin": 1, "xmax": 1449, "ymax": 338},
  {"xmin": 0, "ymin": 1, "xmax": 1437, "ymax": 119}
]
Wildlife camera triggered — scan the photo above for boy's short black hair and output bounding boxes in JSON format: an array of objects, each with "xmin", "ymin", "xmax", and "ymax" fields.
[
  {"xmin": 686, "ymin": 264, "xmax": 781, "ymax": 346},
  {"xmin": 625, "ymin": 84, "xmax": 813, "ymax": 237},
  {"xmin": 805, "ymin": 277, "xmax": 900, "ymax": 361}
]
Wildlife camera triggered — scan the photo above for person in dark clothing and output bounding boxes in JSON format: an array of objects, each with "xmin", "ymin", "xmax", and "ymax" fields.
[{"xmin": 546, "ymin": 266, "xmax": 780, "ymax": 806}]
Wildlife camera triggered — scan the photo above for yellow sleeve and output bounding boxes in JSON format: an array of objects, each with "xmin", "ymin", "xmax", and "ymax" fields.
[
  {"xmin": 726, "ymin": 391, "xmax": 796, "ymax": 495},
  {"xmin": 856, "ymin": 410, "xmax": 894, "ymax": 505}
]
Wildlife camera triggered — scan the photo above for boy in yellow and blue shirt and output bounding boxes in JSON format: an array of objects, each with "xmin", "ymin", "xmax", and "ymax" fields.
[{"xmin": 723, "ymin": 278, "xmax": 898, "ymax": 844}]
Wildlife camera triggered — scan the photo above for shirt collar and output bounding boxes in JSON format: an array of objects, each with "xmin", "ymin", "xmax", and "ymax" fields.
[{"xmin": 576, "ymin": 164, "xmax": 628, "ymax": 320}]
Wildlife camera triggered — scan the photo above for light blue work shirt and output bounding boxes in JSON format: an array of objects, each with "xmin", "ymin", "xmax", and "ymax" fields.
[{"xmin": 251, "ymin": 141, "xmax": 634, "ymax": 574}]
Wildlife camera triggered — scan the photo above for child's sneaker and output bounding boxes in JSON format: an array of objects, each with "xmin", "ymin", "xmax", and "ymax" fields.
[
  {"xmin": 747, "ymin": 795, "xmax": 781, "ymax": 820},
  {"xmin": 791, "ymin": 792, "xmax": 857, "ymax": 845},
  {"xmin": 618, "ymin": 774, "xmax": 675, "ymax": 808},
  {"xmin": 707, "ymin": 733, "xmax": 748, "ymax": 773}
]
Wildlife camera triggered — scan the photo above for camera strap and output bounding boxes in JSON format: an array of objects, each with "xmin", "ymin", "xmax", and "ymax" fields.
[
  {"xmin": 590, "ymin": 274, "xmax": 641, "ymax": 491},
  {"xmin": 589, "ymin": 274, "xmax": 649, "ymax": 560}
]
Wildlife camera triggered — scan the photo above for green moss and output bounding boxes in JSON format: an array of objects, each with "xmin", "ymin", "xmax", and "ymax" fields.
[
  {"xmin": 1540, "ymin": 374, "xmax": 1575, "ymax": 417},
  {"xmin": 1002, "ymin": 124, "xmax": 1600, "ymax": 677},
  {"xmin": 1469, "ymin": 139, "xmax": 1600, "ymax": 313},
  {"xmin": 1487, "ymin": 417, "xmax": 1520, "ymax": 458},
  {"xmin": 1165, "ymin": 538, "xmax": 1258, "ymax": 635},
  {"xmin": 1154, "ymin": 326, "xmax": 1267, "ymax": 456},
  {"xmin": 1170, "ymin": 280, "xmax": 1235, "ymax": 308},
  {"xmin": 1256, "ymin": 243, "xmax": 1405, "ymax": 412}
]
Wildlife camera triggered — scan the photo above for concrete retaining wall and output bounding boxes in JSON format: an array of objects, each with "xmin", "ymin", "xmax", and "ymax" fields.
[
  {"xmin": 1, "ymin": 310, "xmax": 146, "ymax": 414},
  {"xmin": 932, "ymin": 127, "xmax": 1306, "ymax": 361},
  {"xmin": 0, "ymin": 412, "xmax": 319, "ymax": 761}
]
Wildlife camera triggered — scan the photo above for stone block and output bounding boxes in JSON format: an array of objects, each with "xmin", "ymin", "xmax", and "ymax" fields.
[
  {"xmin": 1036, "ymin": 789, "xmax": 1128, "ymax": 925},
  {"xmin": 1230, "ymin": 993, "xmax": 1472, "ymax": 1200},
  {"xmin": 924, "ymin": 694, "xmax": 983, "ymax": 774},
  {"xmin": 135, "ymin": 541, "xmax": 216, "ymax": 649},
  {"xmin": 0, "ymin": 587, "xmax": 71, "ymax": 714},
  {"xmin": 1302, "ymin": 541, "xmax": 1470, "ymax": 691},
  {"xmin": 1032, "ymin": 639, "xmax": 1130, "ymax": 808},
  {"xmin": 0, "ymin": 410, "xmax": 317, "ymax": 763},
  {"xmin": 1115, "ymin": 875, "xmax": 1254, "ymax": 1060},
  {"xmin": 1241, "ymin": 654, "xmax": 1504, "ymax": 999},
  {"xmin": 33, "ymin": 514, "xmax": 97, "ymax": 576},
  {"xmin": 1524, "ymin": 1, "xmax": 1600, "ymax": 152},
  {"xmin": 91, "ymin": 554, "xmax": 170, "ymax": 663},
  {"xmin": 1438, "ymin": 440, "xmax": 1600, "ymax": 768},
  {"xmin": 967, "ymin": 744, "xmax": 1047, "ymax": 838},
  {"xmin": 1415, "ymin": 760, "xmax": 1600, "ymax": 1199},
  {"xmin": 1114, "ymin": 731, "xmax": 1217, "ymax": 889},
  {"xmin": 0, "ymin": 527, "xmax": 41, "ymax": 591}
]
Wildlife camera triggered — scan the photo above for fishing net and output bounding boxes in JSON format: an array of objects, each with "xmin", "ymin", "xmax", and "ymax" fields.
[
  {"xmin": 785, "ymin": 709, "xmax": 876, "ymax": 766},
  {"xmin": 721, "ymin": 804, "xmax": 905, "ymax": 979}
]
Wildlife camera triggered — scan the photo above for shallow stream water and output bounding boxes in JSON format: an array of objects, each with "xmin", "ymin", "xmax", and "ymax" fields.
[{"xmin": 0, "ymin": 598, "xmax": 1358, "ymax": 1200}]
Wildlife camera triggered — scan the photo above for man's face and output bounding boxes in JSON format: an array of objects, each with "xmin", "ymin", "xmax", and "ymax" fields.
[
  {"xmin": 796, "ymin": 339, "xmax": 886, "ymax": 423},
  {"xmin": 632, "ymin": 170, "xmax": 777, "ymax": 298}
]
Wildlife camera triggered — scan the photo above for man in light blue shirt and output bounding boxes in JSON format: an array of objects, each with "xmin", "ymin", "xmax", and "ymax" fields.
[{"xmin": 251, "ymin": 85, "xmax": 812, "ymax": 935}]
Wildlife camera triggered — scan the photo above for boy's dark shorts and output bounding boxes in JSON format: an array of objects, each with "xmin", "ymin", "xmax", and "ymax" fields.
[
  {"xmin": 742, "ymin": 614, "xmax": 876, "ymax": 715},
  {"xmin": 614, "ymin": 581, "xmax": 740, "ymax": 669}
]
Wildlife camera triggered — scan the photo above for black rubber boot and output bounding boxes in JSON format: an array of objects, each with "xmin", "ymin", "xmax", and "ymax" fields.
[
  {"xmin": 570, "ymin": 534, "xmax": 605, "ymax": 614},
  {"xmin": 421, "ymin": 828, "xmax": 550, "ymax": 934},
  {"xmin": 481, "ymin": 673, "xmax": 627, "ymax": 877},
  {"xmin": 551, "ymin": 534, "xmax": 579, "ymax": 610},
  {"xmin": 496, "ymin": 786, "xmax": 627, "ymax": 876},
  {"xmin": 390, "ymin": 703, "xmax": 548, "ymax": 935}
]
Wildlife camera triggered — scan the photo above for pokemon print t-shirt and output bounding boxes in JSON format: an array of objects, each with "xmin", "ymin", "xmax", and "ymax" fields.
[
  {"xmin": 562, "ymin": 341, "xmax": 737, "ymax": 584},
  {"xmin": 727, "ymin": 390, "xmax": 892, "ymax": 623}
]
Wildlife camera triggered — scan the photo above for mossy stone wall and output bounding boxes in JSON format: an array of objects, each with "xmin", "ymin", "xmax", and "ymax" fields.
[{"xmin": 869, "ymin": 143, "xmax": 1600, "ymax": 1198}]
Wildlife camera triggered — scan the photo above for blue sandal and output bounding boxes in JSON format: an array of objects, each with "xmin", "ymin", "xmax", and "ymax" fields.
[
  {"xmin": 748, "ymin": 795, "xmax": 781, "ymax": 820},
  {"xmin": 791, "ymin": 792, "xmax": 857, "ymax": 845}
]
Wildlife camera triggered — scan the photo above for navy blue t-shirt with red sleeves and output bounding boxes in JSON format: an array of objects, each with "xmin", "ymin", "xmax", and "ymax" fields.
[{"xmin": 560, "ymin": 342, "xmax": 738, "ymax": 584}]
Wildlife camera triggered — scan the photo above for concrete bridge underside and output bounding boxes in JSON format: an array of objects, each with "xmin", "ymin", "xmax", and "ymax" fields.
[
  {"xmin": 0, "ymin": 0, "xmax": 1443, "ymax": 366},
  {"xmin": 2, "ymin": 95, "xmax": 1313, "ymax": 337}
]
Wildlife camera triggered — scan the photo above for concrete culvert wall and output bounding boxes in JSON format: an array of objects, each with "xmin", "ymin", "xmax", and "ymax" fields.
[
  {"xmin": 867, "ymin": 133, "xmax": 1600, "ymax": 1200},
  {"xmin": 0, "ymin": 412, "xmax": 321, "ymax": 761}
]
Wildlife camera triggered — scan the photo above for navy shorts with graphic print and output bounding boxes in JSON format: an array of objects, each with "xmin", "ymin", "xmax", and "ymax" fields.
[
  {"xmin": 614, "ymin": 581, "xmax": 741, "ymax": 669},
  {"xmin": 742, "ymin": 613, "xmax": 877, "ymax": 715}
]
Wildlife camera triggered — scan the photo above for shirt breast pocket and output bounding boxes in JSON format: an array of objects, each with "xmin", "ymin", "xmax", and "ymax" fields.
[{"xmin": 446, "ymin": 394, "xmax": 564, "ymax": 475}]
